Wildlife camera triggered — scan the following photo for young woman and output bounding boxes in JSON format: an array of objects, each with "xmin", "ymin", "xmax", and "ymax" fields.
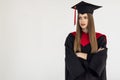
[{"xmin": 65, "ymin": 1, "xmax": 108, "ymax": 80}]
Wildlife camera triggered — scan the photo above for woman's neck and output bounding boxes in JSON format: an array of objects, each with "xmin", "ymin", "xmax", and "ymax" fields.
[{"xmin": 82, "ymin": 28, "xmax": 88, "ymax": 33}]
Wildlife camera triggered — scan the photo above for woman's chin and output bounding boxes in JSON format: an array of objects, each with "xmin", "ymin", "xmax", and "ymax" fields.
[{"xmin": 81, "ymin": 26, "xmax": 87, "ymax": 29}]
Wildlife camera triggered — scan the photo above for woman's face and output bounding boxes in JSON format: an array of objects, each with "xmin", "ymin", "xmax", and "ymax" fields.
[{"xmin": 79, "ymin": 13, "xmax": 88, "ymax": 29}]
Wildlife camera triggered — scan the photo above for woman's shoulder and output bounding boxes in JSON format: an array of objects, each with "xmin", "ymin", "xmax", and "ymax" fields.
[
  {"xmin": 96, "ymin": 32, "xmax": 107, "ymax": 47},
  {"xmin": 65, "ymin": 32, "xmax": 75, "ymax": 46},
  {"xmin": 66, "ymin": 31, "xmax": 76, "ymax": 38},
  {"xmin": 65, "ymin": 31, "xmax": 76, "ymax": 42},
  {"xmin": 96, "ymin": 32, "xmax": 107, "ymax": 40}
]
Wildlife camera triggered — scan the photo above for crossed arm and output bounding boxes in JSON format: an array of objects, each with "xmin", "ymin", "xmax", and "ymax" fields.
[{"xmin": 76, "ymin": 48, "xmax": 105, "ymax": 60}]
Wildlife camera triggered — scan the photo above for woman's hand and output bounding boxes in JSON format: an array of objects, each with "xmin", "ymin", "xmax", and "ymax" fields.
[
  {"xmin": 75, "ymin": 48, "xmax": 104, "ymax": 60},
  {"xmin": 97, "ymin": 48, "xmax": 105, "ymax": 52},
  {"xmin": 76, "ymin": 52, "xmax": 87, "ymax": 60}
]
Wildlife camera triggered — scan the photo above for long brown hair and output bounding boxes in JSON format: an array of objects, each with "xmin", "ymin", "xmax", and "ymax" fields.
[{"xmin": 74, "ymin": 13, "xmax": 98, "ymax": 53}]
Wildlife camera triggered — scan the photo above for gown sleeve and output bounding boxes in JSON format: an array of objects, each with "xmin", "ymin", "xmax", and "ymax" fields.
[
  {"xmin": 65, "ymin": 33, "xmax": 85, "ymax": 80},
  {"xmin": 84, "ymin": 35, "xmax": 108, "ymax": 77}
]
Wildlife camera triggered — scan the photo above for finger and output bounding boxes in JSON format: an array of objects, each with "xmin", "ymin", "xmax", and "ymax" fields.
[{"xmin": 98, "ymin": 48, "xmax": 104, "ymax": 52}]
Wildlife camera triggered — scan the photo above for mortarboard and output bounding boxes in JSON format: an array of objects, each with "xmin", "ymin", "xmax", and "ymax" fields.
[{"xmin": 71, "ymin": 1, "xmax": 102, "ymax": 25}]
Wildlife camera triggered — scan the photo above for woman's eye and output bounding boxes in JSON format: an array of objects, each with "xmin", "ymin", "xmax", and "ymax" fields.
[
  {"xmin": 79, "ymin": 17, "xmax": 81, "ymax": 19},
  {"xmin": 84, "ymin": 16, "xmax": 88, "ymax": 19}
]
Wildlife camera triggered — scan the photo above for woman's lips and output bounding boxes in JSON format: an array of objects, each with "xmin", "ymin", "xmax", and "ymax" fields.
[{"xmin": 81, "ymin": 24, "xmax": 85, "ymax": 26}]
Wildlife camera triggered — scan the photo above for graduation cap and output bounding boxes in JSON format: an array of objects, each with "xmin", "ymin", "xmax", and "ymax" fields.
[{"xmin": 71, "ymin": 1, "xmax": 102, "ymax": 25}]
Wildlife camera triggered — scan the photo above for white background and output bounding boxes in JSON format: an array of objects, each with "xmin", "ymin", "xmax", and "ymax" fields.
[{"xmin": 0, "ymin": 0, "xmax": 120, "ymax": 80}]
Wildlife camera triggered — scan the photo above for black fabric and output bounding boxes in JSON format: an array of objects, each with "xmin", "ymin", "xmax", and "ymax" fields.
[
  {"xmin": 71, "ymin": 1, "xmax": 102, "ymax": 14},
  {"xmin": 64, "ymin": 33, "xmax": 108, "ymax": 80}
]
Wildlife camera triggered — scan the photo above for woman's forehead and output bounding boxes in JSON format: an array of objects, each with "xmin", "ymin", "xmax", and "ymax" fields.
[{"xmin": 79, "ymin": 13, "xmax": 88, "ymax": 17}]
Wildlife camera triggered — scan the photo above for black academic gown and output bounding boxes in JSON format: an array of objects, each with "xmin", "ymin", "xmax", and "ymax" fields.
[{"xmin": 64, "ymin": 31, "xmax": 108, "ymax": 80}]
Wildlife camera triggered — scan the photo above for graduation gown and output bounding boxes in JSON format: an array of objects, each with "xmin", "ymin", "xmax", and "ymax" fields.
[{"xmin": 64, "ymin": 31, "xmax": 108, "ymax": 80}]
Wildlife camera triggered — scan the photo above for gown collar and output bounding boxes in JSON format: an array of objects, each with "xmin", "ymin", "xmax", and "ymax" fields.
[{"xmin": 71, "ymin": 31, "xmax": 105, "ymax": 47}]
